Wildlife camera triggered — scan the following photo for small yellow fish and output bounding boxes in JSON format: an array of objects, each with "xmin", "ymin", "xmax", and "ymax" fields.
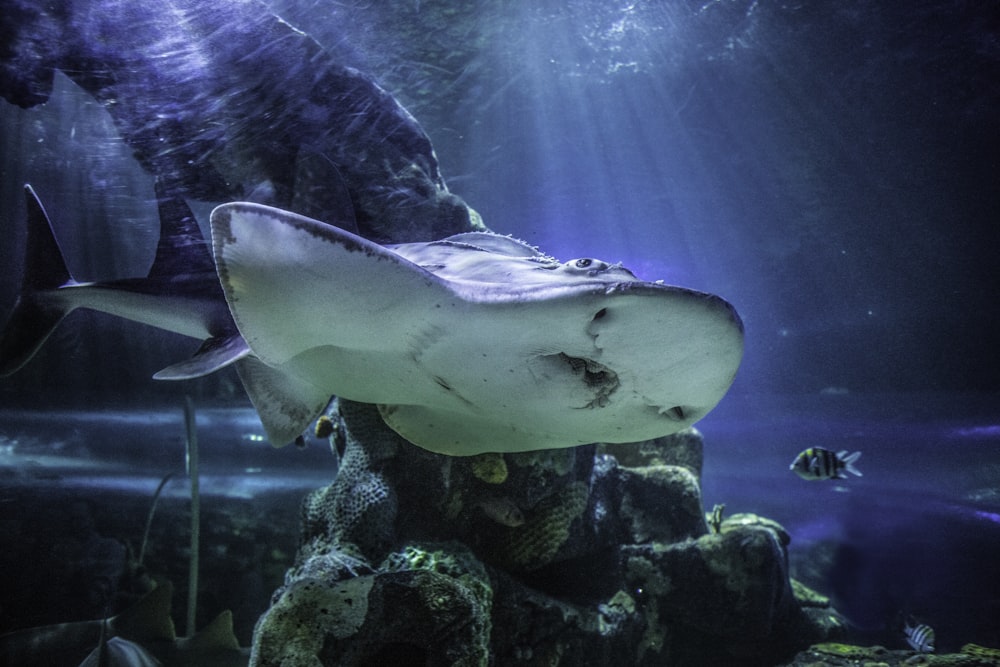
[{"xmin": 478, "ymin": 497, "xmax": 525, "ymax": 527}]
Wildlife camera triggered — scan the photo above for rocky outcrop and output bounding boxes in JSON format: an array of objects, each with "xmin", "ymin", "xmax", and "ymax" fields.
[{"xmin": 251, "ymin": 399, "xmax": 843, "ymax": 666}]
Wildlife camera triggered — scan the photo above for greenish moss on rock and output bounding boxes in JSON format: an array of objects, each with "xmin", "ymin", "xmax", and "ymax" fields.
[
  {"xmin": 619, "ymin": 464, "xmax": 706, "ymax": 543},
  {"xmin": 252, "ymin": 402, "xmax": 847, "ymax": 666},
  {"xmin": 252, "ymin": 576, "xmax": 374, "ymax": 666},
  {"xmin": 601, "ymin": 427, "xmax": 704, "ymax": 476}
]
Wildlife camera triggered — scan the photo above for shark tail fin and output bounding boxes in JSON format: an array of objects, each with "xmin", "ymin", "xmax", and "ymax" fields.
[
  {"xmin": 149, "ymin": 178, "xmax": 216, "ymax": 277},
  {"xmin": 0, "ymin": 185, "xmax": 76, "ymax": 376}
]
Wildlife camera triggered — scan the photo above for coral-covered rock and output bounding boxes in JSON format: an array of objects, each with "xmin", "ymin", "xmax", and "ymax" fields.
[
  {"xmin": 617, "ymin": 464, "xmax": 706, "ymax": 544},
  {"xmin": 499, "ymin": 481, "xmax": 590, "ymax": 571},
  {"xmin": 253, "ymin": 576, "xmax": 374, "ymax": 666},
  {"xmin": 644, "ymin": 527, "xmax": 795, "ymax": 639},
  {"xmin": 778, "ymin": 642, "xmax": 1000, "ymax": 667},
  {"xmin": 252, "ymin": 401, "xmax": 843, "ymax": 666},
  {"xmin": 601, "ymin": 427, "xmax": 704, "ymax": 477},
  {"xmin": 253, "ymin": 568, "xmax": 489, "ymax": 667}
]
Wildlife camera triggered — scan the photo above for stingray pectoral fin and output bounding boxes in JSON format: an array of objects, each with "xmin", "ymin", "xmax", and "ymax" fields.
[
  {"xmin": 153, "ymin": 334, "xmax": 251, "ymax": 380},
  {"xmin": 210, "ymin": 202, "xmax": 451, "ymax": 368},
  {"xmin": 235, "ymin": 357, "xmax": 331, "ymax": 447}
]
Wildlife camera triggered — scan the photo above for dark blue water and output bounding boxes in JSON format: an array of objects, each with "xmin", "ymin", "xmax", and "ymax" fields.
[
  {"xmin": 0, "ymin": 406, "xmax": 334, "ymax": 496},
  {"xmin": 3, "ymin": 392, "xmax": 996, "ymax": 649},
  {"xmin": 0, "ymin": 406, "xmax": 334, "ymax": 642},
  {"xmin": 700, "ymin": 391, "xmax": 1000, "ymax": 652}
]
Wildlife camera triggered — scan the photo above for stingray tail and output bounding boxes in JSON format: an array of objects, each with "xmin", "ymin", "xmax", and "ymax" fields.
[{"xmin": 0, "ymin": 185, "xmax": 77, "ymax": 377}]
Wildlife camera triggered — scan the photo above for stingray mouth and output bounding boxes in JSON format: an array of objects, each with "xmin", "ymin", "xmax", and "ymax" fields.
[
  {"xmin": 551, "ymin": 352, "xmax": 620, "ymax": 408},
  {"xmin": 660, "ymin": 405, "xmax": 688, "ymax": 421},
  {"xmin": 648, "ymin": 403, "xmax": 702, "ymax": 424}
]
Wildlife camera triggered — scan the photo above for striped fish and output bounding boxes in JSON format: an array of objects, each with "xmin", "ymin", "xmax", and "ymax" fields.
[
  {"xmin": 789, "ymin": 447, "xmax": 862, "ymax": 481},
  {"xmin": 904, "ymin": 619, "xmax": 935, "ymax": 653}
]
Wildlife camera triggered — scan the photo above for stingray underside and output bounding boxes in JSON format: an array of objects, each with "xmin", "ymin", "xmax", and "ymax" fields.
[{"xmin": 210, "ymin": 202, "xmax": 744, "ymax": 452}]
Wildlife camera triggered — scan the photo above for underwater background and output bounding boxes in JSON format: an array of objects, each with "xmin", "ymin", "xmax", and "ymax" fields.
[{"xmin": 1, "ymin": 0, "xmax": 998, "ymax": 664}]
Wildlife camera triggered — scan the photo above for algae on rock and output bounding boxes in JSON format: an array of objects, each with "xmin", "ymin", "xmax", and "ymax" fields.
[{"xmin": 251, "ymin": 401, "xmax": 844, "ymax": 666}]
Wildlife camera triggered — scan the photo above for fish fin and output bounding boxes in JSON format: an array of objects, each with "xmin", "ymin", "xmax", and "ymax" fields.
[
  {"xmin": 0, "ymin": 185, "xmax": 76, "ymax": 376},
  {"xmin": 291, "ymin": 150, "xmax": 360, "ymax": 235},
  {"xmin": 210, "ymin": 202, "xmax": 447, "ymax": 366},
  {"xmin": 0, "ymin": 294, "xmax": 72, "ymax": 377},
  {"xmin": 152, "ymin": 334, "xmax": 251, "ymax": 380},
  {"xmin": 108, "ymin": 581, "xmax": 177, "ymax": 644},
  {"xmin": 841, "ymin": 450, "xmax": 863, "ymax": 477},
  {"xmin": 148, "ymin": 178, "xmax": 215, "ymax": 277},
  {"xmin": 22, "ymin": 185, "xmax": 72, "ymax": 288},
  {"xmin": 181, "ymin": 609, "xmax": 241, "ymax": 652},
  {"xmin": 235, "ymin": 357, "xmax": 331, "ymax": 447}
]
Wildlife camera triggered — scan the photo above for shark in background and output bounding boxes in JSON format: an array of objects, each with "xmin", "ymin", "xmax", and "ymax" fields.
[
  {"xmin": 0, "ymin": 582, "xmax": 248, "ymax": 667},
  {"xmin": 0, "ymin": 0, "xmax": 490, "ymax": 441},
  {"xmin": 0, "ymin": 183, "xmax": 250, "ymax": 382},
  {"xmin": 0, "ymin": 183, "xmax": 343, "ymax": 446}
]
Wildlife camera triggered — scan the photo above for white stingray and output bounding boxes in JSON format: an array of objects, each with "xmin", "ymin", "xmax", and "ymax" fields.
[{"xmin": 210, "ymin": 203, "xmax": 744, "ymax": 455}]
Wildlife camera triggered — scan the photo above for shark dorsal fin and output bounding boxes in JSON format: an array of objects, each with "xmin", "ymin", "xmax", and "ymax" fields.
[
  {"xmin": 149, "ymin": 179, "xmax": 214, "ymax": 277},
  {"xmin": 182, "ymin": 610, "xmax": 241, "ymax": 651},
  {"xmin": 23, "ymin": 184, "xmax": 73, "ymax": 289},
  {"xmin": 291, "ymin": 151, "xmax": 360, "ymax": 236},
  {"xmin": 108, "ymin": 581, "xmax": 176, "ymax": 644}
]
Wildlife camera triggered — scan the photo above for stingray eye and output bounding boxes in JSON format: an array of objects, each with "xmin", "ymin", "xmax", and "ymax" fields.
[{"xmin": 566, "ymin": 258, "xmax": 610, "ymax": 274}]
